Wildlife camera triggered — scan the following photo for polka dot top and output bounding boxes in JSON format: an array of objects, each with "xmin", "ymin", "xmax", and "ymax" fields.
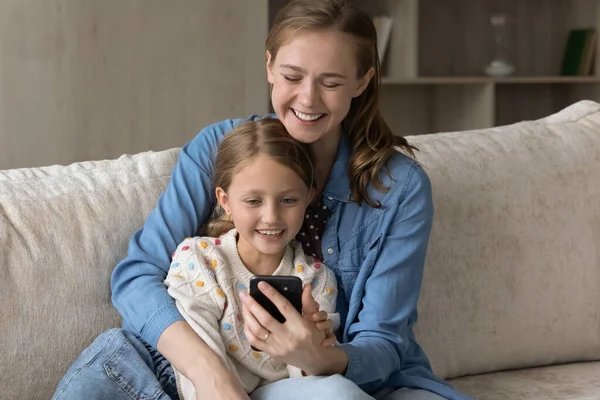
[{"xmin": 295, "ymin": 200, "xmax": 331, "ymax": 261}]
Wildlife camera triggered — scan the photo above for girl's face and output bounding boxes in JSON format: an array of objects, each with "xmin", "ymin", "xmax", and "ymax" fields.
[
  {"xmin": 216, "ymin": 154, "xmax": 313, "ymax": 263},
  {"xmin": 267, "ymin": 29, "xmax": 373, "ymax": 148}
]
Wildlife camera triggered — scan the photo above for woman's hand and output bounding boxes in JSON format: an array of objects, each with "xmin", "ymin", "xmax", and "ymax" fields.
[{"xmin": 239, "ymin": 282, "xmax": 345, "ymax": 375}]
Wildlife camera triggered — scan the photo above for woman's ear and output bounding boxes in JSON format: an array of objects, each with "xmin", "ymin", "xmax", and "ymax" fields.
[
  {"xmin": 266, "ymin": 50, "xmax": 275, "ymax": 84},
  {"xmin": 215, "ymin": 187, "xmax": 231, "ymax": 215},
  {"xmin": 353, "ymin": 66, "xmax": 375, "ymax": 98}
]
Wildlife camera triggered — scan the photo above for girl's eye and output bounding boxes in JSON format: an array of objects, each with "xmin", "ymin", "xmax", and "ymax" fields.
[
  {"xmin": 322, "ymin": 82, "xmax": 341, "ymax": 89},
  {"xmin": 281, "ymin": 198, "xmax": 298, "ymax": 205},
  {"xmin": 245, "ymin": 199, "xmax": 261, "ymax": 206},
  {"xmin": 283, "ymin": 75, "xmax": 301, "ymax": 83}
]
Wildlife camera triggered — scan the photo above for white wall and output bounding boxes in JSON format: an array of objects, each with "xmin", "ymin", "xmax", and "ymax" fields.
[{"xmin": 0, "ymin": 0, "xmax": 269, "ymax": 169}]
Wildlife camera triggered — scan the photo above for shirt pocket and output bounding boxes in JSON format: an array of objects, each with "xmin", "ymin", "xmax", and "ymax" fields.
[{"xmin": 337, "ymin": 236, "xmax": 380, "ymax": 306}]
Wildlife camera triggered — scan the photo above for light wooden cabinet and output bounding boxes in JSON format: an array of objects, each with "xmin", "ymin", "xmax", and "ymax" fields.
[{"xmin": 270, "ymin": 0, "xmax": 600, "ymax": 135}]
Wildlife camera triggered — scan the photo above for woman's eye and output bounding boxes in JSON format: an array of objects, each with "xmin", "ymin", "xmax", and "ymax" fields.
[
  {"xmin": 281, "ymin": 198, "xmax": 298, "ymax": 205},
  {"xmin": 283, "ymin": 75, "xmax": 301, "ymax": 83},
  {"xmin": 245, "ymin": 199, "xmax": 261, "ymax": 206},
  {"xmin": 322, "ymin": 82, "xmax": 341, "ymax": 89}
]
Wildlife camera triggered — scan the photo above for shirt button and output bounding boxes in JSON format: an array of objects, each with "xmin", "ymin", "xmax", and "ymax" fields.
[{"xmin": 327, "ymin": 248, "xmax": 334, "ymax": 255}]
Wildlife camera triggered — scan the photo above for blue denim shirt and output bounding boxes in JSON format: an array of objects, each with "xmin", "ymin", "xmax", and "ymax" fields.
[{"xmin": 111, "ymin": 115, "xmax": 471, "ymax": 400}]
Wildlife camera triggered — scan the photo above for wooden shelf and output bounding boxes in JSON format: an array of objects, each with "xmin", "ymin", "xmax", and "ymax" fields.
[
  {"xmin": 381, "ymin": 76, "xmax": 600, "ymax": 85},
  {"xmin": 270, "ymin": 0, "xmax": 600, "ymax": 135}
]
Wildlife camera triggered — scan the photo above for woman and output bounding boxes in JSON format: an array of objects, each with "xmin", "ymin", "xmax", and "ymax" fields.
[{"xmin": 52, "ymin": 1, "xmax": 471, "ymax": 399}]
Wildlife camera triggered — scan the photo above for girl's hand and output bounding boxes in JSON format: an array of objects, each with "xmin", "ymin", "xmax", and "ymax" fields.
[
  {"xmin": 301, "ymin": 285, "xmax": 336, "ymax": 347},
  {"xmin": 239, "ymin": 282, "xmax": 328, "ymax": 373}
]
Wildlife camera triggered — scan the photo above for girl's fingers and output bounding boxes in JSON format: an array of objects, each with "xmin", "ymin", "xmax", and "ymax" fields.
[
  {"xmin": 301, "ymin": 284, "xmax": 318, "ymax": 315},
  {"xmin": 254, "ymin": 282, "xmax": 302, "ymax": 329},
  {"xmin": 321, "ymin": 330, "xmax": 337, "ymax": 347},
  {"xmin": 240, "ymin": 299, "xmax": 271, "ymax": 343},
  {"xmin": 244, "ymin": 324, "xmax": 266, "ymax": 352},
  {"xmin": 310, "ymin": 310, "xmax": 328, "ymax": 323},
  {"xmin": 315, "ymin": 319, "xmax": 333, "ymax": 332}
]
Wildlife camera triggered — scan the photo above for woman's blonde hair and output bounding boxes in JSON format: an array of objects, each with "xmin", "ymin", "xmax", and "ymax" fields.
[
  {"xmin": 205, "ymin": 118, "xmax": 315, "ymax": 237},
  {"xmin": 266, "ymin": 0, "xmax": 416, "ymax": 207}
]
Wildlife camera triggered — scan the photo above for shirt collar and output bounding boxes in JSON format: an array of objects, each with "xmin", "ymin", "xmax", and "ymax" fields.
[{"xmin": 322, "ymin": 132, "xmax": 351, "ymax": 203}]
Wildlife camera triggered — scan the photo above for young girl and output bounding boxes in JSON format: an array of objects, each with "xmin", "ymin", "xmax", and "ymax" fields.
[
  {"xmin": 165, "ymin": 118, "xmax": 338, "ymax": 398},
  {"xmin": 53, "ymin": 1, "xmax": 472, "ymax": 399}
]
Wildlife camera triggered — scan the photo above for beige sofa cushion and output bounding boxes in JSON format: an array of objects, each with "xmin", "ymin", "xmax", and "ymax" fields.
[
  {"xmin": 0, "ymin": 149, "xmax": 179, "ymax": 400},
  {"xmin": 409, "ymin": 100, "xmax": 600, "ymax": 380},
  {"xmin": 450, "ymin": 362, "xmax": 600, "ymax": 400}
]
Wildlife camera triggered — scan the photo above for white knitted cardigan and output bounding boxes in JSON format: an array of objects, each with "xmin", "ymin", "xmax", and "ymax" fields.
[{"xmin": 165, "ymin": 229, "xmax": 338, "ymax": 398}]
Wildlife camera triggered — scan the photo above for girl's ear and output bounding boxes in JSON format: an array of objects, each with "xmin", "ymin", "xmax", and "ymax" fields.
[
  {"xmin": 266, "ymin": 50, "xmax": 275, "ymax": 84},
  {"xmin": 353, "ymin": 66, "xmax": 375, "ymax": 98},
  {"xmin": 215, "ymin": 187, "xmax": 231, "ymax": 215}
]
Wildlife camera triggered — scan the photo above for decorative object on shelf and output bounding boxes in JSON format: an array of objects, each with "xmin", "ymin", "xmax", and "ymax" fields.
[
  {"xmin": 560, "ymin": 29, "xmax": 597, "ymax": 76},
  {"xmin": 372, "ymin": 15, "xmax": 393, "ymax": 65},
  {"xmin": 484, "ymin": 12, "xmax": 515, "ymax": 78}
]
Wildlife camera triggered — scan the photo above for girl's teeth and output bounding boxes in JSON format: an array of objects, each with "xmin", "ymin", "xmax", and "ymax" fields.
[
  {"xmin": 294, "ymin": 110, "xmax": 323, "ymax": 121},
  {"xmin": 258, "ymin": 230, "xmax": 282, "ymax": 236}
]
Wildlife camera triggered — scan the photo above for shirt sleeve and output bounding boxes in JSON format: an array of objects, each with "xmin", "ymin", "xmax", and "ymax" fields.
[
  {"xmin": 165, "ymin": 238, "xmax": 234, "ymax": 369},
  {"xmin": 337, "ymin": 164, "xmax": 434, "ymax": 390},
  {"xmin": 110, "ymin": 118, "xmax": 242, "ymax": 348}
]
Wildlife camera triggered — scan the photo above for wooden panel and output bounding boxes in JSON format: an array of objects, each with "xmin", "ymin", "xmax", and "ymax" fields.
[
  {"xmin": 380, "ymin": 83, "xmax": 494, "ymax": 135},
  {"xmin": 418, "ymin": 0, "xmax": 600, "ymax": 77},
  {"xmin": 380, "ymin": 85, "xmax": 432, "ymax": 135},
  {"xmin": 495, "ymin": 85, "xmax": 568, "ymax": 126},
  {"xmin": 382, "ymin": 76, "xmax": 600, "ymax": 84},
  {"xmin": 0, "ymin": 0, "xmax": 269, "ymax": 169},
  {"xmin": 383, "ymin": 0, "xmax": 418, "ymax": 79},
  {"xmin": 431, "ymin": 84, "xmax": 495, "ymax": 132}
]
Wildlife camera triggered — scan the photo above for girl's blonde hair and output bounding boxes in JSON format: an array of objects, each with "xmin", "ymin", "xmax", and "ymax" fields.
[
  {"xmin": 267, "ymin": 0, "xmax": 417, "ymax": 207},
  {"xmin": 205, "ymin": 118, "xmax": 314, "ymax": 237}
]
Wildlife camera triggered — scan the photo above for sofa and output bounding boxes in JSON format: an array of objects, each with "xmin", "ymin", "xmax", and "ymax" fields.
[{"xmin": 1, "ymin": 100, "xmax": 599, "ymax": 400}]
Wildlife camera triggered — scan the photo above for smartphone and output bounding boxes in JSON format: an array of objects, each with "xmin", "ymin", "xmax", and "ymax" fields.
[{"xmin": 249, "ymin": 275, "xmax": 303, "ymax": 324}]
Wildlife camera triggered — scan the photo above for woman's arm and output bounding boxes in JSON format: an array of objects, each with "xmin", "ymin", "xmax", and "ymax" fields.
[
  {"xmin": 110, "ymin": 120, "xmax": 236, "ymax": 346},
  {"xmin": 110, "ymin": 118, "xmax": 260, "ymax": 367},
  {"xmin": 336, "ymin": 163, "xmax": 434, "ymax": 388}
]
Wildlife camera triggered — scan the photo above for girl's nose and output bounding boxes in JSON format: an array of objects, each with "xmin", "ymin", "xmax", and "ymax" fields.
[{"xmin": 261, "ymin": 203, "xmax": 279, "ymax": 224}]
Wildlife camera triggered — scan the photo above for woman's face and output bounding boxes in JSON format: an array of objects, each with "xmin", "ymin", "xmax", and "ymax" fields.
[{"xmin": 267, "ymin": 29, "xmax": 372, "ymax": 147}]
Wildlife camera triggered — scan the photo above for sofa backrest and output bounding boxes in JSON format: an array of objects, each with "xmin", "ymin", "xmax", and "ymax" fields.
[
  {"xmin": 1, "ymin": 101, "xmax": 599, "ymax": 399},
  {"xmin": 0, "ymin": 149, "xmax": 179, "ymax": 400},
  {"xmin": 410, "ymin": 100, "xmax": 600, "ymax": 380}
]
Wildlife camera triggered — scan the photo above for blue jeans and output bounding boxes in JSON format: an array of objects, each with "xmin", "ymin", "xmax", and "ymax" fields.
[
  {"xmin": 52, "ymin": 329, "xmax": 178, "ymax": 400},
  {"xmin": 52, "ymin": 329, "xmax": 444, "ymax": 400}
]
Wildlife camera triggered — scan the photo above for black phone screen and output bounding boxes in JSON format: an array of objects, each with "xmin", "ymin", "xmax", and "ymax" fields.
[{"xmin": 249, "ymin": 275, "xmax": 303, "ymax": 324}]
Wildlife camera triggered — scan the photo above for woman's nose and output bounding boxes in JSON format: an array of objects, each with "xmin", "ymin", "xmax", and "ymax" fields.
[{"xmin": 297, "ymin": 80, "xmax": 318, "ymax": 107}]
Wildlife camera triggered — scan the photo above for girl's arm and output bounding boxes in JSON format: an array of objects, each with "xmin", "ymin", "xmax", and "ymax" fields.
[
  {"xmin": 165, "ymin": 239, "xmax": 250, "ymax": 396},
  {"xmin": 336, "ymin": 163, "xmax": 435, "ymax": 390}
]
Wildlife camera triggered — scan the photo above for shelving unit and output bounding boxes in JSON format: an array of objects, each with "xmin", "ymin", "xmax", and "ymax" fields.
[{"xmin": 269, "ymin": 0, "xmax": 600, "ymax": 135}]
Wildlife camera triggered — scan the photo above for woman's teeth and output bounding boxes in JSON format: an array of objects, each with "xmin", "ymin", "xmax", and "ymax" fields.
[
  {"xmin": 258, "ymin": 230, "xmax": 283, "ymax": 237},
  {"xmin": 293, "ymin": 110, "xmax": 324, "ymax": 121}
]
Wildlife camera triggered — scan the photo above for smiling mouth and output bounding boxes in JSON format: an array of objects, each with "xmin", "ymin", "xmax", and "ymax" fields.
[
  {"xmin": 292, "ymin": 109, "xmax": 326, "ymax": 122},
  {"xmin": 256, "ymin": 229, "xmax": 284, "ymax": 237}
]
